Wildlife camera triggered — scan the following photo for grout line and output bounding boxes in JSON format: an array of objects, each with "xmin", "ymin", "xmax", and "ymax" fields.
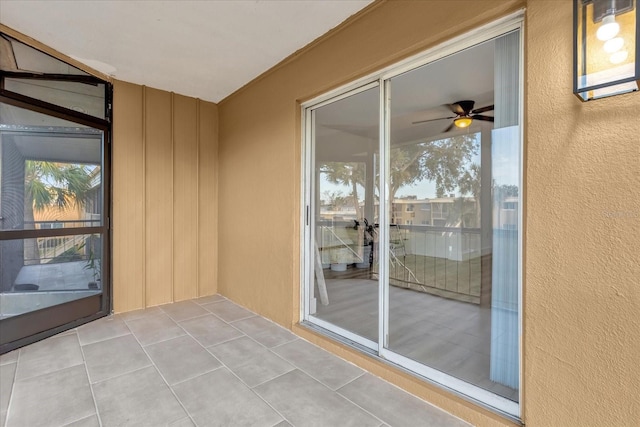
[
  {"xmin": 218, "ymin": 358, "xmax": 293, "ymax": 426},
  {"xmin": 77, "ymin": 332, "xmax": 103, "ymax": 427},
  {"xmin": 245, "ymin": 366, "xmax": 296, "ymax": 390},
  {"xmin": 2, "ymin": 349, "xmax": 21, "ymax": 427},
  {"xmin": 127, "ymin": 327, "xmax": 198, "ymax": 426}
]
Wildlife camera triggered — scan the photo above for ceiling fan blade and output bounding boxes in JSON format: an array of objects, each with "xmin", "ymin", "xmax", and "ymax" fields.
[
  {"xmin": 443, "ymin": 122, "xmax": 455, "ymax": 133},
  {"xmin": 471, "ymin": 104, "xmax": 494, "ymax": 114},
  {"xmin": 412, "ymin": 116, "xmax": 456, "ymax": 125},
  {"xmin": 473, "ymin": 115, "xmax": 494, "ymax": 122}
]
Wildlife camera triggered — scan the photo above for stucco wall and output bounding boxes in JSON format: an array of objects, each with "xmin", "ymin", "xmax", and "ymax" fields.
[
  {"xmin": 218, "ymin": 0, "xmax": 639, "ymax": 426},
  {"xmin": 525, "ymin": 1, "xmax": 640, "ymax": 425}
]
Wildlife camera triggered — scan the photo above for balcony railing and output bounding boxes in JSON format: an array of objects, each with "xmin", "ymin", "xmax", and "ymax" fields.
[
  {"xmin": 23, "ymin": 220, "xmax": 100, "ymax": 265},
  {"xmin": 382, "ymin": 224, "xmax": 483, "ymax": 304}
]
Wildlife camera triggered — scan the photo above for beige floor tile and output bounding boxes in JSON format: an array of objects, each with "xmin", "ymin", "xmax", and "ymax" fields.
[
  {"xmin": 173, "ymin": 368, "xmax": 282, "ymax": 427},
  {"xmin": 208, "ymin": 336, "xmax": 294, "ymax": 387},
  {"xmin": 145, "ymin": 335, "xmax": 222, "ymax": 385},
  {"xmin": 230, "ymin": 316, "xmax": 297, "ymax": 348},
  {"xmin": 202, "ymin": 300, "xmax": 256, "ymax": 322},
  {"xmin": 83, "ymin": 334, "xmax": 151, "ymax": 383},
  {"xmin": 254, "ymin": 370, "xmax": 380, "ymax": 427},
  {"xmin": 160, "ymin": 300, "xmax": 209, "ymax": 322},
  {"xmin": 338, "ymin": 373, "xmax": 470, "ymax": 427},
  {"xmin": 179, "ymin": 314, "xmax": 244, "ymax": 347},
  {"xmin": 93, "ymin": 366, "xmax": 187, "ymax": 426},
  {"xmin": 15, "ymin": 333, "xmax": 83, "ymax": 381},
  {"xmin": 7, "ymin": 365, "xmax": 95, "ymax": 427},
  {"xmin": 126, "ymin": 312, "xmax": 186, "ymax": 346},
  {"xmin": 271, "ymin": 339, "xmax": 363, "ymax": 390}
]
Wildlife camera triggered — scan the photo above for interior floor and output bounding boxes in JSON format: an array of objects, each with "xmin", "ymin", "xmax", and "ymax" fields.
[{"xmin": 314, "ymin": 267, "xmax": 518, "ymax": 401}]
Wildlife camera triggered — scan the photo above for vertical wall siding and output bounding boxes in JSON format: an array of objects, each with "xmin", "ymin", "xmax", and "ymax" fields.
[
  {"xmin": 112, "ymin": 81, "xmax": 145, "ymax": 311},
  {"xmin": 113, "ymin": 81, "xmax": 218, "ymax": 312},
  {"xmin": 173, "ymin": 94, "xmax": 199, "ymax": 301},
  {"xmin": 198, "ymin": 102, "xmax": 219, "ymax": 296},
  {"xmin": 145, "ymin": 88, "xmax": 174, "ymax": 307}
]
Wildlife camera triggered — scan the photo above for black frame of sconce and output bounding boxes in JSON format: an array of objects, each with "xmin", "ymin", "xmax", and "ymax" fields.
[{"xmin": 573, "ymin": 0, "xmax": 640, "ymax": 101}]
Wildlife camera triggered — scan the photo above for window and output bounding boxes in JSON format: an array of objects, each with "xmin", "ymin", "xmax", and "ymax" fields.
[{"xmin": 303, "ymin": 14, "xmax": 522, "ymax": 419}]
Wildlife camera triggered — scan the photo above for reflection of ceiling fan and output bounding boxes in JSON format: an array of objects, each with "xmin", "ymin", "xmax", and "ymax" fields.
[{"xmin": 412, "ymin": 100, "xmax": 494, "ymax": 132}]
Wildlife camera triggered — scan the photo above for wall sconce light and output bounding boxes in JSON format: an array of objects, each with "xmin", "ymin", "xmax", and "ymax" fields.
[{"xmin": 574, "ymin": 0, "xmax": 639, "ymax": 101}]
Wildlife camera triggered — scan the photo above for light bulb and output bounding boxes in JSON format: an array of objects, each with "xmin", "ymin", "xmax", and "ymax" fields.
[
  {"xmin": 454, "ymin": 117, "xmax": 473, "ymax": 128},
  {"xmin": 597, "ymin": 14, "xmax": 620, "ymax": 41},
  {"xmin": 604, "ymin": 37, "xmax": 624, "ymax": 53},
  {"xmin": 610, "ymin": 50, "xmax": 628, "ymax": 64}
]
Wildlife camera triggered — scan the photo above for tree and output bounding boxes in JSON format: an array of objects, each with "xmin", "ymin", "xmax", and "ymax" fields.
[
  {"xmin": 458, "ymin": 163, "xmax": 481, "ymax": 227},
  {"xmin": 319, "ymin": 134, "xmax": 478, "ymax": 224},
  {"xmin": 24, "ymin": 161, "xmax": 93, "ymax": 264},
  {"xmin": 322, "ymin": 190, "xmax": 347, "ymax": 211},
  {"xmin": 320, "ymin": 163, "xmax": 365, "ymax": 220}
]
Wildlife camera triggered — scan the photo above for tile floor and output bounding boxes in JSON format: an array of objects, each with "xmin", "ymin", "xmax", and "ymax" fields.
[{"xmin": 0, "ymin": 295, "xmax": 469, "ymax": 427}]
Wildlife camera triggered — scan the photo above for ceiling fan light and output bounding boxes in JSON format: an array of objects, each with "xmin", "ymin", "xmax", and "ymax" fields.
[{"xmin": 454, "ymin": 117, "xmax": 473, "ymax": 128}]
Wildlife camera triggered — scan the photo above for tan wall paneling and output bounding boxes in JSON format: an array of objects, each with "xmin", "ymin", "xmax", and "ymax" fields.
[
  {"xmin": 219, "ymin": 0, "xmax": 638, "ymax": 425},
  {"xmin": 144, "ymin": 88, "xmax": 174, "ymax": 307},
  {"xmin": 198, "ymin": 101, "xmax": 219, "ymax": 296},
  {"xmin": 112, "ymin": 81, "xmax": 145, "ymax": 312},
  {"xmin": 525, "ymin": 1, "xmax": 640, "ymax": 426},
  {"xmin": 112, "ymin": 82, "xmax": 217, "ymax": 311},
  {"xmin": 172, "ymin": 94, "xmax": 199, "ymax": 301}
]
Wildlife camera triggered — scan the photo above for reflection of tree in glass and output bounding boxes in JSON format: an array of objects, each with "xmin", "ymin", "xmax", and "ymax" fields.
[
  {"xmin": 320, "ymin": 134, "xmax": 478, "ymax": 223},
  {"xmin": 459, "ymin": 163, "xmax": 481, "ymax": 227},
  {"xmin": 24, "ymin": 161, "xmax": 92, "ymax": 263},
  {"xmin": 321, "ymin": 190, "xmax": 347, "ymax": 211},
  {"xmin": 321, "ymin": 163, "xmax": 364, "ymax": 219},
  {"xmin": 493, "ymin": 183, "xmax": 519, "ymax": 200}
]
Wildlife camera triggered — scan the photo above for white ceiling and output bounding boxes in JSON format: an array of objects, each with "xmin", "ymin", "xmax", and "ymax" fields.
[{"xmin": 0, "ymin": 0, "xmax": 373, "ymax": 103}]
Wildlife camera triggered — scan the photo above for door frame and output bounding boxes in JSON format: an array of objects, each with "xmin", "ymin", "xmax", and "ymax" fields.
[{"xmin": 0, "ymin": 73, "xmax": 112, "ymax": 354}]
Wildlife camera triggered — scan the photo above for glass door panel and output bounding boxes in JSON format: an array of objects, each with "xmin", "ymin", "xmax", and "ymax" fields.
[
  {"xmin": 385, "ymin": 31, "xmax": 520, "ymax": 403},
  {"xmin": 0, "ymin": 101, "xmax": 108, "ymax": 351},
  {"xmin": 1, "ymin": 233, "xmax": 102, "ymax": 318},
  {"xmin": 308, "ymin": 85, "xmax": 380, "ymax": 345}
]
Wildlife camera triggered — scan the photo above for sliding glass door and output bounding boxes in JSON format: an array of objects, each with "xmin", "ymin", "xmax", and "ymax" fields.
[
  {"xmin": 0, "ymin": 32, "xmax": 111, "ymax": 353},
  {"xmin": 305, "ymin": 84, "xmax": 380, "ymax": 348},
  {"xmin": 303, "ymin": 19, "xmax": 522, "ymax": 417}
]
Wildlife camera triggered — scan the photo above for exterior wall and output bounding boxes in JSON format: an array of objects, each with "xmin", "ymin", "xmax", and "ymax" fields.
[
  {"xmin": 112, "ymin": 81, "xmax": 218, "ymax": 312},
  {"xmin": 525, "ymin": 1, "xmax": 640, "ymax": 425},
  {"xmin": 219, "ymin": 0, "xmax": 640, "ymax": 426}
]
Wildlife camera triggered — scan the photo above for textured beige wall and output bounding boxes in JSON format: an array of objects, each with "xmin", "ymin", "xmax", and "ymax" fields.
[
  {"xmin": 112, "ymin": 81, "xmax": 219, "ymax": 312},
  {"xmin": 525, "ymin": 1, "xmax": 640, "ymax": 425},
  {"xmin": 219, "ymin": 0, "xmax": 640, "ymax": 426}
]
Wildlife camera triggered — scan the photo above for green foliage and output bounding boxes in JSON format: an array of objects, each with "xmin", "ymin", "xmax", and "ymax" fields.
[
  {"xmin": 25, "ymin": 161, "xmax": 93, "ymax": 212},
  {"xmin": 320, "ymin": 134, "xmax": 479, "ymax": 203}
]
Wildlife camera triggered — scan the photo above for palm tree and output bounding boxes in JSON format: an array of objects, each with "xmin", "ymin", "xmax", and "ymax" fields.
[
  {"xmin": 24, "ymin": 161, "xmax": 93, "ymax": 264},
  {"xmin": 321, "ymin": 163, "xmax": 365, "ymax": 220}
]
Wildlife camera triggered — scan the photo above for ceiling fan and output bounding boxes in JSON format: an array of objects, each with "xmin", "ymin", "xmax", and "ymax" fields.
[{"xmin": 412, "ymin": 100, "xmax": 494, "ymax": 132}]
